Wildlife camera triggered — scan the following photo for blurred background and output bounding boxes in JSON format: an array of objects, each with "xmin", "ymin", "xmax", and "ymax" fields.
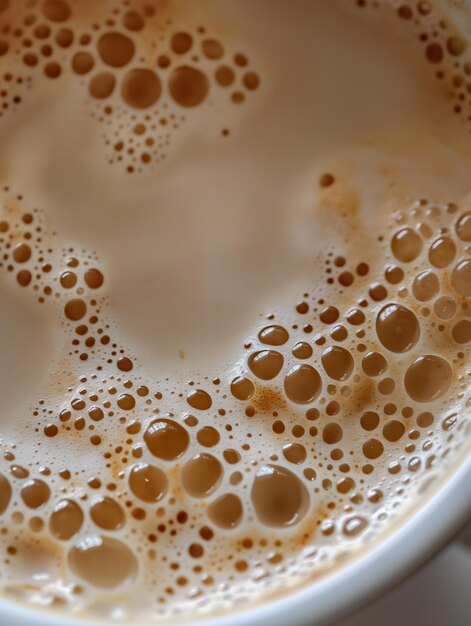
[{"xmin": 337, "ymin": 521, "xmax": 471, "ymax": 626}]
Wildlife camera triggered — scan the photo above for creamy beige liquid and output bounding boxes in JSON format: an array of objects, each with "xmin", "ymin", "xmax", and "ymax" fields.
[{"xmin": 0, "ymin": 0, "xmax": 470, "ymax": 621}]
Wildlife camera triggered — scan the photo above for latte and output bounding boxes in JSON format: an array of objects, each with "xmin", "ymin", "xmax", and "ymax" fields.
[{"xmin": 0, "ymin": 0, "xmax": 469, "ymax": 621}]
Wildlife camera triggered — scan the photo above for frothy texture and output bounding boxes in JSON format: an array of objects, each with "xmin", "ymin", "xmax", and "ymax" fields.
[{"xmin": 0, "ymin": 0, "xmax": 470, "ymax": 622}]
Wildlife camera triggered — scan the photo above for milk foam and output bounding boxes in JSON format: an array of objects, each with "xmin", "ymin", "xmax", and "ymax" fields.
[{"xmin": 0, "ymin": 0, "xmax": 470, "ymax": 621}]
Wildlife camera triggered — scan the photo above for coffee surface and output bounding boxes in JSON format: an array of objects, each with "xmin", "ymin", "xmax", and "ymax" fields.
[{"xmin": 0, "ymin": 0, "xmax": 470, "ymax": 620}]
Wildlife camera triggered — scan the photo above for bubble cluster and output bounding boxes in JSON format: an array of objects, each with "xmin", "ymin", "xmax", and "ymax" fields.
[
  {"xmin": 0, "ymin": 181, "xmax": 469, "ymax": 619},
  {"xmin": 0, "ymin": 0, "xmax": 262, "ymax": 172}
]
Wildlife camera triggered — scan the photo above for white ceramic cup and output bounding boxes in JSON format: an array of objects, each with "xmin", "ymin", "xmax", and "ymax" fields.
[{"xmin": 1, "ymin": 1, "xmax": 471, "ymax": 624}]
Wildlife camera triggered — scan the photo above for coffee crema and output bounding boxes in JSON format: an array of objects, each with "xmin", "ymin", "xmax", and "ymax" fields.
[{"xmin": 0, "ymin": 0, "xmax": 470, "ymax": 621}]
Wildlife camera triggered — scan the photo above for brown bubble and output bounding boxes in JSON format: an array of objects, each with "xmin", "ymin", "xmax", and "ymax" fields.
[
  {"xmin": 404, "ymin": 355, "xmax": 452, "ymax": 403},
  {"xmin": 187, "ymin": 389, "xmax": 212, "ymax": 410},
  {"xmin": 49, "ymin": 499, "xmax": 83, "ymax": 540},
  {"xmin": 42, "ymin": 0, "xmax": 71, "ymax": 23},
  {"xmin": 321, "ymin": 346, "xmax": 354, "ymax": 381},
  {"xmin": 322, "ymin": 423, "xmax": 343, "ymax": 444},
  {"xmin": 391, "ymin": 228, "xmax": 423, "ymax": 262},
  {"xmin": 154, "ymin": 58, "xmax": 170, "ymax": 74},
  {"xmin": 330, "ymin": 325, "xmax": 348, "ymax": 341},
  {"xmin": 398, "ymin": 5, "xmax": 413, "ymax": 18},
  {"xmin": 89, "ymin": 72, "xmax": 116, "ymax": 99},
  {"xmin": 292, "ymin": 342, "xmax": 313, "ymax": 359},
  {"xmin": 433, "ymin": 296, "xmax": 456, "ymax": 320},
  {"xmin": 197, "ymin": 426, "xmax": 220, "ymax": 448},
  {"xmin": 378, "ymin": 377, "xmax": 395, "ymax": 395},
  {"xmin": 243, "ymin": 72, "xmax": 260, "ymax": 90},
  {"xmin": 44, "ymin": 423, "xmax": 58, "ymax": 437},
  {"xmin": 447, "ymin": 35, "xmax": 466, "ymax": 56},
  {"xmin": 345, "ymin": 309, "xmax": 365, "ymax": 325},
  {"xmin": 171, "ymin": 32, "xmax": 193, "ymax": 54},
  {"xmin": 207, "ymin": 493, "xmax": 243, "ymax": 529},
  {"xmin": 456, "ymin": 212, "xmax": 471, "ymax": 241},
  {"xmin": 88, "ymin": 406, "xmax": 104, "ymax": 421},
  {"xmin": 144, "ymin": 419, "xmax": 189, "ymax": 461},
  {"xmin": 452, "ymin": 320, "xmax": 471, "ymax": 344},
  {"xmin": 258, "ymin": 325, "xmax": 289, "ymax": 346},
  {"xmin": 13, "ymin": 243, "xmax": 31, "ymax": 263},
  {"xmin": 412, "ymin": 270, "xmax": 439, "ymax": 302},
  {"xmin": 34, "ymin": 24, "xmax": 51, "ymax": 39},
  {"xmin": 248, "ymin": 350, "xmax": 284, "ymax": 381},
  {"xmin": 215, "ymin": 65, "xmax": 234, "ymax": 87},
  {"xmin": 98, "ymin": 32, "xmax": 135, "ymax": 68},
  {"xmin": 45, "ymin": 62, "xmax": 62, "ymax": 79},
  {"xmin": 121, "ymin": 69, "xmax": 161, "ymax": 109},
  {"xmin": 11, "ymin": 466, "xmax": 29, "ymax": 479},
  {"xmin": 223, "ymin": 449, "xmax": 241, "ymax": 464},
  {"xmin": 339, "ymin": 271, "xmax": 354, "ymax": 287},
  {"xmin": 117, "ymin": 357, "xmax": 133, "ymax": 372},
  {"xmin": 90, "ymin": 496, "xmax": 125, "ymax": 531},
  {"xmin": 230, "ymin": 377, "xmax": 255, "ymax": 401},
  {"xmin": 282, "ymin": 443, "xmax": 306, "ymax": 464},
  {"xmin": 283, "ymin": 364, "xmax": 322, "ymax": 404},
  {"xmin": 425, "ymin": 42, "xmax": 443, "ymax": 64},
  {"xmin": 123, "ymin": 10, "xmax": 144, "ymax": 32},
  {"xmin": 68, "ymin": 536, "xmax": 137, "ymax": 589},
  {"xmin": 442, "ymin": 413, "xmax": 458, "ymax": 431},
  {"xmin": 451, "ymin": 259, "xmax": 471, "ymax": 297},
  {"xmin": 382, "ymin": 420, "xmax": 405, "ymax": 442},
  {"xmin": 360, "ymin": 411, "xmax": 379, "ymax": 431},
  {"xmin": 337, "ymin": 477, "xmax": 355, "ymax": 494},
  {"xmin": 84, "ymin": 268, "xmax": 104, "ymax": 289},
  {"xmin": 56, "ymin": 27, "xmax": 73, "ymax": 47},
  {"xmin": 21, "ymin": 479, "xmax": 50, "ymax": 509},
  {"xmin": 233, "ymin": 53, "xmax": 248, "ymax": 67},
  {"xmin": 202, "ymin": 39, "xmax": 224, "ymax": 60},
  {"xmin": 169, "ymin": 66, "xmax": 209, "ymax": 107},
  {"xmin": 181, "ymin": 453, "xmax": 223, "ymax": 498},
  {"xmin": 17, "ymin": 270, "xmax": 32, "ymax": 287},
  {"xmin": 362, "ymin": 438, "xmax": 384, "ymax": 460},
  {"xmin": 428, "ymin": 237, "xmax": 456, "ymax": 268},
  {"xmin": 60, "ymin": 271, "xmax": 77, "ymax": 289},
  {"xmin": 129, "ymin": 464, "xmax": 168, "ymax": 503},
  {"xmin": 0, "ymin": 473, "xmax": 11, "ymax": 515},
  {"xmin": 343, "ymin": 516, "xmax": 368, "ymax": 537},
  {"xmin": 320, "ymin": 306, "xmax": 339, "ymax": 324},
  {"xmin": 385, "ymin": 265, "xmax": 404, "ymax": 285},
  {"xmin": 23, "ymin": 53, "xmax": 38, "ymax": 67},
  {"xmin": 117, "ymin": 393, "xmax": 135, "ymax": 410},
  {"xmin": 362, "ymin": 352, "xmax": 387, "ymax": 377},
  {"xmin": 355, "ymin": 262, "xmax": 369, "ymax": 277},
  {"xmin": 251, "ymin": 465, "xmax": 309, "ymax": 528},
  {"xmin": 417, "ymin": 411, "xmax": 434, "ymax": 428},
  {"xmin": 376, "ymin": 303, "xmax": 419, "ymax": 353},
  {"xmin": 369, "ymin": 283, "xmax": 387, "ymax": 301}
]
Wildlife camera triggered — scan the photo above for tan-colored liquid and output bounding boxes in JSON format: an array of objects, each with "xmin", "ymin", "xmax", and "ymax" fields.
[{"xmin": 0, "ymin": 0, "xmax": 470, "ymax": 620}]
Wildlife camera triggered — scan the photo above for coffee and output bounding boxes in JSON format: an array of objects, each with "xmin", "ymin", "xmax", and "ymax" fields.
[{"xmin": 0, "ymin": 0, "xmax": 470, "ymax": 620}]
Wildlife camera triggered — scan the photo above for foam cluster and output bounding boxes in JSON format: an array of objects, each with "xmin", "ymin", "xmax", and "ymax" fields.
[{"xmin": 0, "ymin": 0, "xmax": 260, "ymax": 172}]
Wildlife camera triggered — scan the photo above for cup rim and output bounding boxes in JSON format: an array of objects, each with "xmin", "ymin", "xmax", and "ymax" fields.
[{"xmin": 1, "ymin": 453, "xmax": 470, "ymax": 626}]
